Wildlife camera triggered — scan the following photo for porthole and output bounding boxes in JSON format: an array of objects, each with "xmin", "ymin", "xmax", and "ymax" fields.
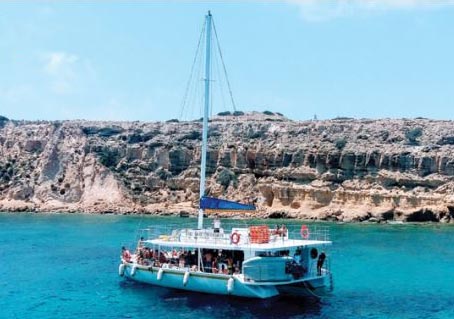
[{"xmin": 310, "ymin": 248, "xmax": 318, "ymax": 259}]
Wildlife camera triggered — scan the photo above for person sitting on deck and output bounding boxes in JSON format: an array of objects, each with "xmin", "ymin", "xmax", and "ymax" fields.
[
  {"xmin": 159, "ymin": 251, "xmax": 167, "ymax": 264},
  {"xmin": 179, "ymin": 255, "xmax": 186, "ymax": 268},
  {"xmin": 203, "ymin": 252, "xmax": 213, "ymax": 273},
  {"xmin": 121, "ymin": 246, "xmax": 132, "ymax": 263},
  {"xmin": 137, "ymin": 249, "xmax": 150, "ymax": 266},
  {"xmin": 211, "ymin": 257, "xmax": 219, "ymax": 273},
  {"xmin": 279, "ymin": 224, "xmax": 287, "ymax": 237},
  {"xmin": 226, "ymin": 257, "xmax": 234, "ymax": 275},
  {"xmin": 220, "ymin": 263, "xmax": 228, "ymax": 274},
  {"xmin": 143, "ymin": 247, "xmax": 152, "ymax": 259}
]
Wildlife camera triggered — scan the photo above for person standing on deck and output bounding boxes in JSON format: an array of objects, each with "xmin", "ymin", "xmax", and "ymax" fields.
[
  {"xmin": 317, "ymin": 251, "xmax": 326, "ymax": 276},
  {"xmin": 213, "ymin": 215, "xmax": 221, "ymax": 233}
]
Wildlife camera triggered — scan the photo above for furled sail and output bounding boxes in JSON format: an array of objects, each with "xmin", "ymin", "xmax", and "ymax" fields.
[{"xmin": 200, "ymin": 196, "xmax": 256, "ymax": 212}]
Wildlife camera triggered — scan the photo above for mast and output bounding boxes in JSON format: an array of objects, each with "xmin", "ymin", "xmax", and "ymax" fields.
[{"xmin": 198, "ymin": 11, "xmax": 212, "ymax": 229}]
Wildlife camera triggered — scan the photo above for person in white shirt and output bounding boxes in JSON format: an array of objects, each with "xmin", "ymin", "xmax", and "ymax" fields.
[{"xmin": 213, "ymin": 215, "xmax": 221, "ymax": 233}]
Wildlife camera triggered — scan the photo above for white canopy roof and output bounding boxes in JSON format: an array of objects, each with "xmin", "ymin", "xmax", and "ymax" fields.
[{"xmin": 145, "ymin": 238, "xmax": 331, "ymax": 251}]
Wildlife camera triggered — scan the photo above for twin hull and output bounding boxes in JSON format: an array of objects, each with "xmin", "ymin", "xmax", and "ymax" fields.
[{"xmin": 121, "ymin": 263, "xmax": 330, "ymax": 299}]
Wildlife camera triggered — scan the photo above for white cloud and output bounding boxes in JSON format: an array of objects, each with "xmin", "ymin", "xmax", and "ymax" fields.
[
  {"xmin": 43, "ymin": 51, "xmax": 80, "ymax": 94},
  {"xmin": 285, "ymin": 0, "xmax": 454, "ymax": 21},
  {"xmin": 44, "ymin": 52, "xmax": 78, "ymax": 75}
]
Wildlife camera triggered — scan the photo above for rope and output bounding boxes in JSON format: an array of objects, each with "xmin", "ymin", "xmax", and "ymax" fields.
[
  {"xmin": 212, "ymin": 19, "xmax": 237, "ymax": 112},
  {"xmin": 213, "ymin": 38, "xmax": 227, "ymax": 115},
  {"xmin": 178, "ymin": 15, "xmax": 238, "ymax": 121},
  {"xmin": 179, "ymin": 19, "xmax": 206, "ymax": 120},
  {"xmin": 130, "ymin": 211, "xmax": 145, "ymax": 251}
]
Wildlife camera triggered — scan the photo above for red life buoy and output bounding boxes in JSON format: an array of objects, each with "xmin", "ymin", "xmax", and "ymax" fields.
[
  {"xmin": 230, "ymin": 232, "xmax": 241, "ymax": 244},
  {"xmin": 300, "ymin": 225, "xmax": 310, "ymax": 239}
]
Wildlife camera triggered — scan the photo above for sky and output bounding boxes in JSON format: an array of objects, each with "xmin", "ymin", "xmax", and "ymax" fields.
[{"xmin": 1, "ymin": 1, "xmax": 454, "ymax": 121}]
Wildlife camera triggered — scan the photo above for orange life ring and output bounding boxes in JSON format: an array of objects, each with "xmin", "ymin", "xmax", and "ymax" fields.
[
  {"xmin": 230, "ymin": 232, "xmax": 241, "ymax": 244},
  {"xmin": 300, "ymin": 225, "xmax": 310, "ymax": 239}
]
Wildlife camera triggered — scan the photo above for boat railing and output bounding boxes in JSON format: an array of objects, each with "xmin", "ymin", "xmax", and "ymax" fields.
[
  {"xmin": 301, "ymin": 225, "xmax": 331, "ymax": 242},
  {"xmin": 137, "ymin": 223, "xmax": 331, "ymax": 245}
]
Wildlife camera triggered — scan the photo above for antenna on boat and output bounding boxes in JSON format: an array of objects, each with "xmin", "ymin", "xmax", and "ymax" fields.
[{"xmin": 198, "ymin": 10, "xmax": 212, "ymax": 229}]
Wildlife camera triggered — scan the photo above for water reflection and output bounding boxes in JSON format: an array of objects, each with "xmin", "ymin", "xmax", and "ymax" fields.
[{"xmin": 120, "ymin": 280, "xmax": 322, "ymax": 318}]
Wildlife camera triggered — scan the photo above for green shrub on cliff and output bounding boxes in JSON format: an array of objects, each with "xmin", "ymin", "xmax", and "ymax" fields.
[
  {"xmin": 217, "ymin": 111, "xmax": 232, "ymax": 116},
  {"xmin": 405, "ymin": 127, "xmax": 423, "ymax": 145},
  {"xmin": 216, "ymin": 168, "xmax": 236, "ymax": 188},
  {"xmin": 0, "ymin": 115, "xmax": 9, "ymax": 128},
  {"xmin": 335, "ymin": 137, "xmax": 347, "ymax": 150},
  {"xmin": 98, "ymin": 149, "xmax": 120, "ymax": 167}
]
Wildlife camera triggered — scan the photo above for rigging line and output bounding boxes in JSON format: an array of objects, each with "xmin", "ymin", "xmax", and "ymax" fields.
[
  {"xmin": 131, "ymin": 212, "xmax": 145, "ymax": 251},
  {"xmin": 208, "ymin": 24, "xmax": 214, "ymax": 120},
  {"xmin": 191, "ymin": 45, "xmax": 204, "ymax": 121},
  {"xmin": 179, "ymin": 19, "xmax": 206, "ymax": 120},
  {"xmin": 212, "ymin": 19, "xmax": 237, "ymax": 112},
  {"xmin": 213, "ymin": 37, "xmax": 227, "ymax": 115},
  {"xmin": 187, "ymin": 25, "xmax": 205, "ymax": 121}
]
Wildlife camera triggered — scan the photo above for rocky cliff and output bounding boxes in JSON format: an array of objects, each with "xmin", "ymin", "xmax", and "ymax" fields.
[{"xmin": 1, "ymin": 113, "xmax": 454, "ymax": 223}]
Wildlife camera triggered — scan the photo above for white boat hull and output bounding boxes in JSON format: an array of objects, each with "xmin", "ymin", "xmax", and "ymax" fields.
[{"xmin": 121, "ymin": 263, "xmax": 331, "ymax": 299}]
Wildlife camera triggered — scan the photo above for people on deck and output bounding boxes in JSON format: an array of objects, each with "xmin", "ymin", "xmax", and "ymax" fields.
[
  {"xmin": 203, "ymin": 252, "xmax": 213, "ymax": 272},
  {"xmin": 272, "ymin": 224, "xmax": 287, "ymax": 237},
  {"xmin": 179, "ymin": 255, "xmax": 186, "ymax": 268},
  {"xmin": 280, "ymin": 224, "xmax": 287, "ymax": 237},
  {"xmin": 159, "ymin": 251, "xmax": 167, "ymax": 264},
  {"xmin": 121, "ymin": 246, "xmax": 132, "ymax": 263},
  {"xmin": 227, "ymin": 257, "xmax": 234, "ymax": 275},
  {"xmin": 211, "ymin": 257, "xmax": 219, "ymax": 273}
]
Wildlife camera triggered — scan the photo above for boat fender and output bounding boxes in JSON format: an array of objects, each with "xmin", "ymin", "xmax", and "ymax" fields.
[
  {"xmin": 300, "ymin": 225, "xmax": 310, "ymax": 239},
  {"xmin": 118, "ymin": 264, "xmax": 125, "ymax": 277},
  {"xmin": 183, "ymin": 271, "xmax": 190, "ymax": 286},
  {"xmin": 157, "ymin": 268, "xmax": 164, "ymax": 281},
  {"xmin": 131, "ymin": 265, "xmax": 137, "ymax": 277},
  {"xmin": 227, "ymin": 277, "xmax": 234, "ymax": 294},
  {"xmin": 230, "ymin": 232, "xmax": 241, "ymax": 245}
]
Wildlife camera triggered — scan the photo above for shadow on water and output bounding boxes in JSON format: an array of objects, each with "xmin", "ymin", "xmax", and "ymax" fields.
[{"xmin": 119, "ymin": 280, "xmax": 322, "ymax": 318}]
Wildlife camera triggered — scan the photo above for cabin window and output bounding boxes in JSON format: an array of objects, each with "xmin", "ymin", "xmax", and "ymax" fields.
[{"xmin": 256, "ymin": 250, "xmax": 290, "ymax": 257}]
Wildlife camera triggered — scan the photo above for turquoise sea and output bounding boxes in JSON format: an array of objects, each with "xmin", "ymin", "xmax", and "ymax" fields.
[{"xmin": 0, "ymin": 213, "xmax": 453, "ymax": 319}]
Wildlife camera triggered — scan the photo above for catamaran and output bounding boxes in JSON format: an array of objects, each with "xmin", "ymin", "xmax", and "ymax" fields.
[{"xmin": 118, "ymin": 11, "xmax": 333, "ymax": 299}]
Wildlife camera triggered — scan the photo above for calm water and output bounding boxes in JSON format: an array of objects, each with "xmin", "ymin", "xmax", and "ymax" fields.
[{"xmin": 0, "ymin": 213, "xmax": 453, "ymax": 319}]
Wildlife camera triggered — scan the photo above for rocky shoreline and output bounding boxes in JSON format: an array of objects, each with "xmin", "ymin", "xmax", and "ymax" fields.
[{"xmin": 1, "ymin": 113, "xmax": 454, "ymax": 223}]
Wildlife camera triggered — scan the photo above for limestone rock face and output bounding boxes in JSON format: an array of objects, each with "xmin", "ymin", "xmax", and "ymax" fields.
[{"xmin": 1, "ymin": 115, "xmax": 454, "ymax": 222}]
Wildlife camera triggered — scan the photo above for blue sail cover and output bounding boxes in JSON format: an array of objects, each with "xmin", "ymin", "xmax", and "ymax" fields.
[{"xmin": 200, "ymin": 196, "xmax": 256, "ymax": 211}]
